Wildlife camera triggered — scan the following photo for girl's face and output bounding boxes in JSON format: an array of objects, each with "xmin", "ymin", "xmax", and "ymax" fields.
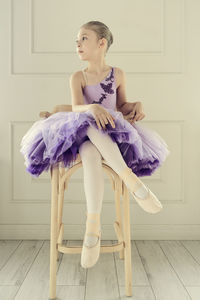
[{"xmin": 76, "ymin": 28, "xmax": 106, "ymax": 60}]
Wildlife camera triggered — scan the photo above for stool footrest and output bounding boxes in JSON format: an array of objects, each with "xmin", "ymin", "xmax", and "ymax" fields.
[
  {"xmin": 58, "ymin": 241, "xmax": 124, "ymax": 254},
  {"xmin": 57, "ymin": 221, "xmax": 123, "ymax": 247}
]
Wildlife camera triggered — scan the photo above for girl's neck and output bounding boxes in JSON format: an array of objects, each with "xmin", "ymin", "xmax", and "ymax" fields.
[{"xmin": 86, "ymin": 61, "xmax": 110, "ymax": 75}]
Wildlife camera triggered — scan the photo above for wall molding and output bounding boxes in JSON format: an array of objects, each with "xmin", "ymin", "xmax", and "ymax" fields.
[{"xmin": 10, "ymin": 0, "xmax": 185, "ymax": 74}]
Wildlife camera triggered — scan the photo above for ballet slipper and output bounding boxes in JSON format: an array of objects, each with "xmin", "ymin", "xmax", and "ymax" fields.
[
  {"xmin": 81, "ymin": 212, "xmax": 101, "ymax": 268},
  {"xmin": 119, "ymin": 166, "xmax": 163, "ymax": 214}
]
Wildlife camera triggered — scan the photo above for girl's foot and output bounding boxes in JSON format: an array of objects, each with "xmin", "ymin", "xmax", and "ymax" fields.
[
  {"xmin": 119, "ymin": 166, "xmax": 163, "ymax": 214},
  {"xmin": 81, "ymin": 212, "xmax": 101, "ymax": 268}
]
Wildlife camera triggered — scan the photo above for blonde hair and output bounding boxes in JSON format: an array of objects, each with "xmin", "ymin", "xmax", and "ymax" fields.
[{"xmin": 81, "ymin": 21, "xmax": 113, "ymax": 55}]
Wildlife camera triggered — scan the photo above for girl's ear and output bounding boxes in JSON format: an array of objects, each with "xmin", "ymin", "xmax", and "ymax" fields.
[{"xmin": 99, "ymin": 38, "xmax": 107, "ymax": 49}]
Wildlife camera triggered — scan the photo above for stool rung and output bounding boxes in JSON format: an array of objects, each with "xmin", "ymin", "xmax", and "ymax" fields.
[
  {"xmin": 57, "ymin": 221, "xmax": 123, "ymax": 250},
  {"xmin": 58, "ymin": 241, "xmax": 124, "ymax": 254}
]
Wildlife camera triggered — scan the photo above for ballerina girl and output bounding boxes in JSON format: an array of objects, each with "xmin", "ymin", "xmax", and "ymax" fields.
[{"xmin": 20, "ymin": 20, "xmax": 170, "ymax": 269}]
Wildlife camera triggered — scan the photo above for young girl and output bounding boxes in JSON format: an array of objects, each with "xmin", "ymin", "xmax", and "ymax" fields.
[{"xmin": 20, "ymin": 21, "xmax": 170, "ymax": 269}]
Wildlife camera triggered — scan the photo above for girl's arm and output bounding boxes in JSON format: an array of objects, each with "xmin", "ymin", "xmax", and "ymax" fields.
[
  {"xmin": 117, "ymin": 101, "xmax": 138, "ymax": 115},
  {"xmin": 52, "ymin": 104, "xmax": 72, "ymax": 113},
  {"xmin": 118, "ymin": 101, "xmax": 146, "ymax": 125},
  {"xmin": 118, "ymin": 101, "xmax": 145, "ymax": 124},
  {"xmin": 39, "ymin": 104, "xmax": 72, "ymax": 118},
  {"xmin": 116, "ymin": 68, "xmax": 138, "ymax": 115}
]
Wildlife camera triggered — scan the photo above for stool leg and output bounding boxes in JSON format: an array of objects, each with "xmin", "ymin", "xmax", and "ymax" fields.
[
  {"xmin": 114, "ymin": 177, "xmax": 124, "ymax": 259},
  {"xmin": 57, "ymin": 169, "xmax": 65, "ymax": 261},
  {"xmin": 122, "ymin": 182, "xmax": 133, "ymax": 297},
  {"xmin": 49, "ymin": 165, "xmax": 59, "ymax": 300}
]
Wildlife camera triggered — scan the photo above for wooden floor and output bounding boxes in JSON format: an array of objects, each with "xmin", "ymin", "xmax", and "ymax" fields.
[{"xmin": 0, "ymin": 239, "xmax": 200, "ymax": 300}]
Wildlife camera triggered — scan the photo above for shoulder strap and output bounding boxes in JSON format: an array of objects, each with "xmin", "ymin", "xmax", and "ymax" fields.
[{"xmin": 82, "ymin": 70, "xmax": 87, "ymax": 85}]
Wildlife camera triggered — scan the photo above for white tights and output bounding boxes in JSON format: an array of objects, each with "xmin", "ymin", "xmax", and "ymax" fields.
[
  {"xmin": 79, "ymin": 125, "xmax": 148, "ymax": 247},
  {"xmin": 79, "ymin": 125, "xmax": 128, "ymax": 214}
]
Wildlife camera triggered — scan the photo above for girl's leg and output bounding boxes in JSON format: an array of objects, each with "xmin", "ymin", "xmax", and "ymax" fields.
[
  {"xmin": 79, "ymin": 140, "xmax": 103, "ymax": 247},
  {"xmin": 79, "ymin": 140, "xmax": 104, "ymax": 214},
  {"xmin": 87, "ymin": 126, "xmax": 127, "ymax": 175},
  {"xmin": 86, "ymin": 125, "xmax": 148, "ymax": 198}
]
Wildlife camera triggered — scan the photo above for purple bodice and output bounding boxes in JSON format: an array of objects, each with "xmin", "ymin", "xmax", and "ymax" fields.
[{"xmin": 82, "ymin": 66, "xmax": 117, "ymax": 111}]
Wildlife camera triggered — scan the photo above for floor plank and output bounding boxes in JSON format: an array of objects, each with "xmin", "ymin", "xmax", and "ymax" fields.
[
  {"xmin": 57, "ymin": 240, "xmax": 86, "ymax": 286},
  {"xmin": 0, "ymin": 240, "xmax": 22, "ymax": 270},
  {"xmin": 85, "ymin": 240, "xmax": 120, "ymax": 300},
  {"xmin": 14, "ymin": 241, "xmax": 57, "ymax": 300},
  {"xmin": 159, "ymin": 241, "xmax": 200, "ymax": 286},
  {"xmin": 0, "ymin": 240, "xmax": 43, "ymax": 286},
  {"xmin": 0, "ymin": 286, "xmax": 19, "ymax": 300},
  {"xmin": 114, "ymin": 240, "xmax": 150, "ymax": 287},
  {"xmin": 135, "ymin": 241, "xmax": 191, "ymax": 300},
  {"xmin": 0, "ymin": 240, "xmax": 199, "ymax": 300},
  {"xmin": 119, "ymin": 286, "xmax": 155, "ymax": 300},
  {"xmin": 185, "ymin": 287, "xmax": 200, "ymax": 300},
  {"xmin": 181, "ymin": 240, "xmax": 200, "ymax": 265}
]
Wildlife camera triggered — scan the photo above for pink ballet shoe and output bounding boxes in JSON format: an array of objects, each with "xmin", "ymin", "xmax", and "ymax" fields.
[
  {"xmin": 81, "ymin": 212, "xmax": 101, "ymax": 268},
  {"xmin": 119, "ymin": 167, "xmax": 163, "ymax": 214}
]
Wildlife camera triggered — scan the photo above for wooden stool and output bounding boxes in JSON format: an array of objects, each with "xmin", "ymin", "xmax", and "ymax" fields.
[
  {"xmin": 39, "ymin": 106, "xmax": 133, "ymax": 299},
  {"xmin": 49, "ymin": 158, "xmax": 132, "ymax": 299}
]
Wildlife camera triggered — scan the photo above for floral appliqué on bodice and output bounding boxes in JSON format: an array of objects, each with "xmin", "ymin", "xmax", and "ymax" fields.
[{"xmin": 82, "ymin": 67, "xmax": 117, "ymax": 111}]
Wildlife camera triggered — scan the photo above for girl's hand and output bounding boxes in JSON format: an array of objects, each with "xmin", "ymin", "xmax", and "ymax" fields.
[
  {"xmin": 89, "ymin": 104, "xmax": 116, "ymax": 129},
  {"xmin": 39, "ymin": 111, "xmax": 53, "ymax": 118},
  {"xmin": 124, "ymin": 102, "xmax": 145, "ymax": 125}
]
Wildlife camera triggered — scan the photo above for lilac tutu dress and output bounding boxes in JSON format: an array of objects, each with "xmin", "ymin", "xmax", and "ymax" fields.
[{"xmin": 20, "ymin": 66, "xmax": 170, "ymax": 177}]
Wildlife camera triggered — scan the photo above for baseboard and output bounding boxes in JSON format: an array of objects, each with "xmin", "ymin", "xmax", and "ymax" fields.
[{"xmin": 0, "ymin": 224, "xmax": 200, "ymax": 240}]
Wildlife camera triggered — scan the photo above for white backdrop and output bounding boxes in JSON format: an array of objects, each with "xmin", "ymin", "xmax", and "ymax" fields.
[{"xmin": 0, "ymin": 0, "xmax": 200, "ymax": 239}]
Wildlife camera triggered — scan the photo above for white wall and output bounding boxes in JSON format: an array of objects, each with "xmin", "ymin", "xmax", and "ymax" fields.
[{"xmin": 0, "ymin": 0, "xmax": 200, "ymax": 239}]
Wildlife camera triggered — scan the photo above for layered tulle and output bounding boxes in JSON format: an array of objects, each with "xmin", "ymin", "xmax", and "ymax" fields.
[{"xmin": 20, "ymin": 108, "xmax": 170, "ymax": 177}]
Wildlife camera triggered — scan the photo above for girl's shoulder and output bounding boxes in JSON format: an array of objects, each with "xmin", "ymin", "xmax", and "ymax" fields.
[
  {"xmin": 114, "ymin": 67, "xmax": 125, "ymax": 89},
  {"xmin": 69, "ymin": 71, "xmax": 85, "ymax": 90},
  {"xmin": 70, "ymin": 67, "xmax": 125, "ymax": 90}
]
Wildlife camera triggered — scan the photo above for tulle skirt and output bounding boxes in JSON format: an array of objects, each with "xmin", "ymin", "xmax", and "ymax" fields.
[{"xmin": 20, "ymin": 108, "xmax": 170, "ymax": 177}]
